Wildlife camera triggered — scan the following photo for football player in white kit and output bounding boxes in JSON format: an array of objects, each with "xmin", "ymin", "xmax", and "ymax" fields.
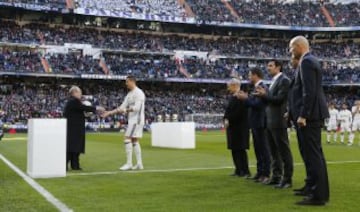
[
  {"xmin": 102, "ymin": 76, "xmax": 146, "ymax": 170},
  {"xmin": 350, "ymin": 100, "xmax": 360, "ymax": 146},
  {"xmin": 338, "ymin": 103, "xmax": 352, "ymax": 145},
  {"xmin": 326, "ymin": 103, "xmax": 339, "ymax": 144}
]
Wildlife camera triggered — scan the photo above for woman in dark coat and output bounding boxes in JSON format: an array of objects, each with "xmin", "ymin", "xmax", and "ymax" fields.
[
  {"xmin": 63, "ymin": 86, "xmax": 103, "ymax": 170},
  {"xmin": 224, "ymin": 79, "xmax": 250, "ymax": 177}
]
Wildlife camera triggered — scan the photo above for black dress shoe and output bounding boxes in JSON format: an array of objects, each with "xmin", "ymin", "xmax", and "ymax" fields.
[
  {"xmin": 296, "ymin": 198, "xmax": 326, "ymax": 206},
  {"xmin": 251, "ymin": 174, "xmax": 261, "ymax": 181},
  {"xmin": 243, "ymin": 173, "xmax": 252, "ymax": 179},
  {"xmin": 274, "ymin": 181, "xmax": 292, "ymax": 189},
  {"xmin": 294, "ymin": 190, "xmax": 311, "ymax": 196},
  {"xmin": 72, "ymin": 167, "xmax": 82, "ymax": 171},
  {"xmin": 293, "ymin": 186, "xmax": 306, "ymax": 192},
  {"xmin": 264, "ymin": 178, "xmax": 281, "ymax": 185}
]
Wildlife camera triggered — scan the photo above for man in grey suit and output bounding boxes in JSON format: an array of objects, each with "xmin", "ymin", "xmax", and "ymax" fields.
[{"xmin": 255, "ymin": 60, "xmax": 293, "ymax": 189}]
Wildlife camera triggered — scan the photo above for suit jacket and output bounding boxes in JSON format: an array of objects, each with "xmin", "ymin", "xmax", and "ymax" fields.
[
  {"xmin": 246, "ymin": 81, "xmax": 267, "ymax": 129},
  {"xmin": 288, "ymin": 53, "xmax": 329, "ymax": 125},
  {"xmin": 264, "ymin": 74, "xmax": 290, "ymax": 128},
  {"xmin": 224, "ymin": 95, "xmax": 250, "ymax": 150},
  {"xmin": 63, "ymin": 97, "xmax": 96, "ymax": 153}
]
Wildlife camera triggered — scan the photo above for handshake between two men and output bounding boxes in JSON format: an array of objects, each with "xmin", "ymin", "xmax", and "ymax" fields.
[{"xmin": 92, "ymin": 106, "xmax": 133, "ymax": 119}]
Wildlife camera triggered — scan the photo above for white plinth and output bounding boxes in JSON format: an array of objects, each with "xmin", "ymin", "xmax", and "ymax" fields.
[
  {"xmin": 151, "ymin": 122, "xmax": 195, "ymax": 149},
  {"xmin": 27, "ymin": 119, "xmax": 67, "ymax": 178}
]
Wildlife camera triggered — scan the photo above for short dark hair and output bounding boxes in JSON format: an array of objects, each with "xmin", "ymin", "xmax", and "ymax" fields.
[
  {"xmin": 249, "ymin": 67, "xmax": 264, "ymax": 79},
  {"xmin": 126, "ymin": 75, "xmax": 136, "ymax": 82},
  {"xmin": 269, "ymin": 60, "xmax": 283, "ymax": 72}
]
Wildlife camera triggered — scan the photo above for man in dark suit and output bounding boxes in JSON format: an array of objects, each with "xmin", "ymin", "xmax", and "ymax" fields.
[
  {"xmin": 224, "ymin": 79, "xmax": 250, "ymax": 177},
  {"xmin": 237, "ymin": 68, "xmax": 271, "ymax": 183},
  {"xmin": 63, "ymin": 86, "xmax": 104, "ymax": 170},
  {"xmin": 255, "ymin": 60, "xmax": 294, "ymax": 189},
  {"xmin": 288, "ymin": 36, "xmax": 330, "ymax": 206}
]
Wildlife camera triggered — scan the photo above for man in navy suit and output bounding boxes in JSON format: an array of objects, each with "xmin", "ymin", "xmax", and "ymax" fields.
[
  {"xmin": 288, "ymin": 36, "xmax": 330, "ymax": 206},
  {"xmin": 237, "ymin": 68, "xmax": 271, "ymax": 183}
]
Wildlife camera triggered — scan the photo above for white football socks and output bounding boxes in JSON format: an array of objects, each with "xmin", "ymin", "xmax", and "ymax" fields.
[
  {"xmin": 340, "ymin": 134, "xmax": 345, "ymax": 143},
  {"xmin": 124, "ymin": 140, "xmax": 133, "ymax": 166},
  {"xmin": 349, "ymin": 133, "xmax": 355, "ymax": 145},
  {"xmin": 133, "ymin": 142, "xmax": 143, "ymax": 166}
]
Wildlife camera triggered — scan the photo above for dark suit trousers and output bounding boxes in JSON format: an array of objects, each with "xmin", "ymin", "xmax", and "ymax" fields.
[
  {"xmin": 295, "ymin": 125, "xmax": 311, "ymax": 189},
  {"xmin": 297, "ymin": 125, "xmax": 329, "ymax": 201},
  {"xmin": 67, "ymin": 152, "xmax": 81, "ymax": 169},
  {"xmin": 231, "ymin": 149, "xmax": 250, "ymax": 175},
  {"xmin": 267, "ymin": 128, "xmax": 293, "ymax": 181},
  {"xmin": 251, "ymin": 128, "xmax": 271, "ymax": 177}
]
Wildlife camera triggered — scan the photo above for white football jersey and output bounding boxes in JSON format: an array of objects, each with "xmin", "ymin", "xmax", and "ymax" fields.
[
  {"xmin": 328, "ymin": 108, "xmax": 339, "ymax": 122},
  {"xmin": 338, "ymin": 109, "xmax": 352, "ymax": 123},
  {"xmin": 118, "ymin": 87, "xmax": 145, "ymax": 125},
  {"xmin": 352, "ymin": 106, "xmax": 360, "ymax": 121}
]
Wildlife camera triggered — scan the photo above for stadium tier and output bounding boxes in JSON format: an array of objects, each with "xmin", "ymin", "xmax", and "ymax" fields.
[
  {"xmin": 0, "ymin": 1, "xmax": 359, "ymax": 127},
  {"xmin": 0, "ymin": 0, "xmax": 359, "ymax": 27}
]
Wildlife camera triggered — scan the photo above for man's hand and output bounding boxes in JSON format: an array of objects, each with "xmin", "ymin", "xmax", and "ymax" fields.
[
  {"xmin": 96, "ymin": 106, "xmax": 105, "ymax": 113},
  {"xmin": 235, "ymin": 90, "xmax": 248, "ymax": 100},
  {"xmin": 254, "ymin": 86, "xmax": 267, "ymax": 97},
  {"xmin": 101, "ymin": 111, "xmax": 112, "ymax": 118},
  {"xmin": 284, "ymin": 112, "xmax": 289, "ymax": 120},
  {"xmin": 297, "ymin": 117, "xmax": 307, "ymax": 127},
  {"xmin": 224, "ymin": 119, "xmax": 229, "ymax": 129}
]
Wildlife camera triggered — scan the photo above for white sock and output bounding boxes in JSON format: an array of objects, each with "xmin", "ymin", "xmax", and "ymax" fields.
[
  {"xmin": 327, "ymin": 132, "xmax": 331, "ymax": 142},
  {"xmin": 349, "ymin": 133, "xmax": 355, "ymax": 144},
  {"xmin": 333, "ymin": 133, "xmax": 337, "ymax": 142},
  {"xmin": 133, "ymin": 142, "xmax": 143, "ymax": 165},
  {"xmin": 124, "ymin": 140, "xmax": 133, "ymax": 166},
  {"xmin": 341, "ymin": 134, "xmax": 344, "ymax": 143}
]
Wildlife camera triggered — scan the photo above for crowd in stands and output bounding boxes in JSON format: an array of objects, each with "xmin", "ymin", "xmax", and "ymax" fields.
[
  {"xmin": 1, "ymin": 0, "xmax": 359, "ymax": 26},
  {"xmin": 0, "ymin": 82, "xmax": 359, "ymax": 127},
  {"xmin": 181, "ymin": 0, "xmax": 359, "ymax": 27},
  {"xmin": 1, "ymin": 20, "xmax": 359, "ymax": 59},
  {"xmin": 0, "ymin": 82, "xmax": 227, "ymax": 125},
  {"xmin": 1, "ymin": 48, "xmax": 359, "ymax": 83}
]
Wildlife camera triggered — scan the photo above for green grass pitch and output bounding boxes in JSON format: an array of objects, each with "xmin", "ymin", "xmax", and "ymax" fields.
[{"xmin": 1, "ymin": 131, "xmax": 360, "ymax": 212}]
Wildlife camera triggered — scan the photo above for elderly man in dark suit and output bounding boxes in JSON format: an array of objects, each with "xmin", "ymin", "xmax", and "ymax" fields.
[
  {"xmin": 237, "ymin": 68, "xmax": 271, "ymax": 183},
  {"xmin": 288, "ymin": 36, "xmax": 330, "ymax": 206},
  {"xmin": 255, "ymin": 60, "xmax": 294, "ymax": 189},
  {"xmin": 224, "ymin": 78, "xmax": 250, "ymax": 177},
  {"xmin": 63, "ymin": 86, "xmax": 104, "ymax": 171}
]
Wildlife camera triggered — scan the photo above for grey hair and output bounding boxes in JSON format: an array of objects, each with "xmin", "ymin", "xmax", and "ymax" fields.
[
  {"xmin": 227, "ymin": 78, "xmax": 241, "ymax": 86},
  {"xmin": 69, "ymin": 86, "xmax": 81, "ymax": 95}
]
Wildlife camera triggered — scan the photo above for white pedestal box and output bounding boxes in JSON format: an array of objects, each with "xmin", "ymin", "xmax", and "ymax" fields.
[
  {"xmin": 151, "ymin": 122, "xmax": 195, "ymax": 149},
  {"xmin": 27, "ymin": 119, "xmax": 67, "ymax": 178}
]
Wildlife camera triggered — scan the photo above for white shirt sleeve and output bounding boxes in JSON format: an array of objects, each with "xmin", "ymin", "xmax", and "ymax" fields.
[{"xmin": 117, "ymin": 94, "xmax": 129, "ymax": 111}]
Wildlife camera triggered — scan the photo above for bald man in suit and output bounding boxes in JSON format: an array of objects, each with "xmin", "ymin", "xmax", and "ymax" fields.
[{"xmin": 288, "ymin": 36, "xmax": 329, "ymax": 206}]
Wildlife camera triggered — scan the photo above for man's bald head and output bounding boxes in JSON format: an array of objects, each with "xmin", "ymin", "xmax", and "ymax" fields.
[{"xmin": 289, "ymin": 36, "xmax": 310, "ymax": 59}]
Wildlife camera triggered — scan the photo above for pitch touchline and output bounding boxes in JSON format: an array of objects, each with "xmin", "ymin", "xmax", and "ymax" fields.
[
  {"xmin": 1, "ymin": 137, "xmax": 27, "ymax": 141},
  {"xmin": 0, "ymin": 154, "xmax": 72, "ymax": 212},
  {"xmin": 67, "ymin": 160, "xmax": 360, "ymax": 177}
]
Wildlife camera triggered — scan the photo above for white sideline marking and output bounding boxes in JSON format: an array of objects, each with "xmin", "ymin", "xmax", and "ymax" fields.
[
  {"xmin": 0, "ymin": 154, "xmax": 72, "ymax": 212},
  {"xmin": 67, "ymin": 160, "xmax": 360, "ymax": 177},
  {"xmin": 2, "ymin": 137, "xmax": 27, "ymax": 141}
]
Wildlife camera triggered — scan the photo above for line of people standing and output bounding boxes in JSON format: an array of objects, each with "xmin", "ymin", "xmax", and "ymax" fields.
[{"xmin": 224, "ymin": 36, "xmax": 329, "ymax": 206}]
